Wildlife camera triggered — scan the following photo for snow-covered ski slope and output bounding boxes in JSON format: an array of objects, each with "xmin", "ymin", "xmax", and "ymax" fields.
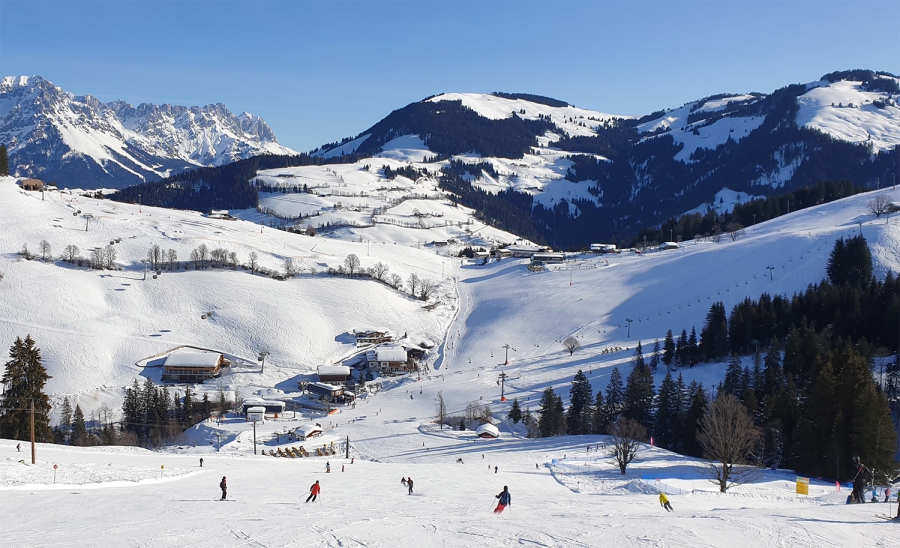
[{"xmin": 1, "ymin": 175, "xmax": 900, "ymax": 546}]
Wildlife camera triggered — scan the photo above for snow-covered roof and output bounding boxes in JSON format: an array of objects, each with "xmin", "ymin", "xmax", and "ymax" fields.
[
  {"xmin": 475, "ymin": 423, "xmax": 500, "ymax": 438},
  {"xmin": 246, "ymin": 406, "xmax": 266, "ymax": 413},
  {"xmin": 163, "ymin": 350, "xmax": 221, "ymax": 368},
  {"xmin": 295, "ymin": 424, "xmax": 323, "ymax": 437},
  {"xmin": 373, "ymin": 345, "xmax": 408, "ymax": 362},
  {"xmin": 311, "ymin": 381, "xmax": 341, "ymax": 391},
  {"xmin": 318, "ymin": 365, "xmax": 351, "ymax": 376}
]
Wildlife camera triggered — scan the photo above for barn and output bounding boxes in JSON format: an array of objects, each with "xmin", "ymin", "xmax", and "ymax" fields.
[
  {"xmin": 161, "ymin": 349, "xmax": 228, "ymax": 383},
  {"xmin": 318, "ymin": 365, "xmax": 352, "ymax": 385}
]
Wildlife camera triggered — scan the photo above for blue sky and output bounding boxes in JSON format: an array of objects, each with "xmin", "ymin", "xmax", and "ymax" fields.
[{"xmin": 2, "ymin": 0, "xmax": 898, "ymax": 152}]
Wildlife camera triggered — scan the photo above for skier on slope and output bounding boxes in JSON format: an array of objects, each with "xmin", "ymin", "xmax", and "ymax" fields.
[
  {"xmin": 407, "ymin": 477, "xmax": 414, "ymax": 495},
  {"xmin": 659, "ymin": 492, "xmax": 673, "ymax": 512},
  {"xmin": 219, "ymin": 477, "xmax": 227, "ymax": 500},
  {"xmin": 494, "ymin": 486, "xmax": 511, "ymax": 513},
  {"xmin": 306, "ymin": 480, "xmax": 320, "ymax": 503},
  {"xmin": 850, "ymin": 456, "xmax": 872, "ymax": 503}
]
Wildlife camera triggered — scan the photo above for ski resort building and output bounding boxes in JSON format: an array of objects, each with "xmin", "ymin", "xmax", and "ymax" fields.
[
  {"xmin": 506, "ymin": 244, "xmax": 545, "ymax": 258},
  {"xmin": 161, "ymin": 349, "xmax": 228, "ymax": 383},
  {"xmin": 307, "ymin": 382, "xmax": 344, "ymax": 400},
  {"xmin": 245, "ymin": 407, "xmax": 266, "ymax": 423},
  {"xmin": 590, "ymin": 243, "xmax": 618, "ymax": 254},
  {"xmin": 294, "ymin": 424, "xmax": 323, "ymax": 440},
  {"xmin": 240, "ymin": 398, "xmax": 286, "ymax": 416},
  {"xmin": 530, "ymin": 252, "xmax": 566, "ymax": 265},
  {"xmin": 352, "ymin": 329, "xmax": 393, "ymax": 347},
  {"xmin": 19, "ymin": 178, "xmax": 44, "ymax": 191},
  {"xmin": 317, "ymin": 365, "xmax": 352, "ymax": 385},
  {"xmin": 366, "ymin": 345, "xmax": 413, "ymax": 376}
]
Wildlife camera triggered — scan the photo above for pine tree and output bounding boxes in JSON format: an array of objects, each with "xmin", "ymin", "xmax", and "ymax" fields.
[
  {"xmin": 604, "ymin": 366, "xmax": 625, "ymax": 424},
  {"xmin": 721, "ymin": 354, "xmax": 744, "ymax": 397},
  {"xmin": 649, "ymin": 339, "xmax": 661, "ymax": 371},
  {"xmin": 509, "ymin": 397, "xmax": 522, "ymax": 424},
  {"xmin": 632, "ymin": 342, "xmax": 645, "ymax": 370},
  {"xmin": 566, "ymin": 370, "xmax": 593, "ymax": 435},
  {"xmin": 654, "ymin": 372, "xmax": 680, "ymax": 450},
  {"xmin": 592, "ymin": 390, "xmax": 607, "ymax": 434},
  {"xmin": 623, "ymin": 361, "xmax": 655, "ymax": 429},
  {"xmin": 183, "ymin": 386, "xmax": 194, "ymax": 425},
  {"xmin": 59, "ymin": 396, "xmax": 73, "ymax": 445},
  {"xmin": 688, "ymin": 327, "xmax": 699, "ymax": 367},
  {"xmin": 699, "ymin": 302, "xmax": 729, "ymax": 361},
  {"xmin": 662, "ymin": 330, "xmax": 675, "ymax": 366},
  {"xmin": 538, "ymin": 387, "xmax": 559, "ymax": 437},
  {"xmin": 71, "ymin": 404, "xmax": 88, "ymax": 446},
  {"xmin": 0, "ymin": 335, "xmax": 53, "ymax": 442},
  {"xmin": 675, "ymin": 329, "xmax": 688, "ymax": 368},
  {"xmin": 0, "ymin": 144, "xmax": 9, "ymax": 177},
  {"xmin": 681, "ymin": 381, "xmax": 708, "ymax": 457}
]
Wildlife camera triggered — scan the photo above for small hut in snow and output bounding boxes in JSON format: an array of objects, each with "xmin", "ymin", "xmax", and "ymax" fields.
[{"xmin": 475, "ymin": 423, "xmax": 500, "ymax": 439}]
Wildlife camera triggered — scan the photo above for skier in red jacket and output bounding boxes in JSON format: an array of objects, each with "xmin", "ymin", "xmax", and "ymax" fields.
[{"xmin": 306, "ymin": 480, "xmax": 320, "ymax": 503}]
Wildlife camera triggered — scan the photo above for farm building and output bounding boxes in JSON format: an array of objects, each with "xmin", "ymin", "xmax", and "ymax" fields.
[
  {"xmin": 318, "ymin": 365, "xmax": 352, "ymax": 384},
  {"xmin": 475, "ymin": 423, "xmax": 500, "ymax": 439},
  {"xmin": 295, "ymin": 424, "xmax": 324, "ymax": 440},
  {"xmin": 366, "ymin": 345, "xmax": 414, "ymax": 376},
  {"xmin": 659, "ymin": 242, "xmax": 680, "ymax": 250},
  {"xmin": 161, "ymin": 349, "xmax": 229, "ymax": 383},
  {"xmin": 352, "ymin": 329, "xmax": 393, "ymax": 347}
]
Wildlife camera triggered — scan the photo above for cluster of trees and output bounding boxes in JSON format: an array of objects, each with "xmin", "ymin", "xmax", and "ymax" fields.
[
  {"xmin": 322, "ymin": 254, "xmax": 435, "ymax": 301},
  {"xmin": 490, "ymin": 92, "xmax": 570, "ymax": 108},
  {"xmin": 382, "ymin": 165, "xmax": 428, "ymax": 181},
  {"xmin": 122, "ymin": 378, "xmax": 218, "ymax": 447},
  {"xmin": 516, "ymin": 236, "xmax": 898, "ymax": 485},
  {"xmin": 630, "ymin": 181, "xmax": 869, "ymax": 248},
  {"xmin": 0, "ymin": 144, "xmax": 9, "ymax": 176}
]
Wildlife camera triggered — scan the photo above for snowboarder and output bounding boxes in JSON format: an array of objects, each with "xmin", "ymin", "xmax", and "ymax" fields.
[
  {"xmin": 850, "ymin": 456, "xmax": 871, "ymax": 504},
  {"xmin": 306, "ymin": 480, "xmax": 320, "ymax": 503},
  {"xmin": 494, "ymin": 466, "xmax": 498, "ymax": 474},
  {"xmin": 199, "ymin": 458, "xmax": 203, "ymax": 467},
  {"xmin": 401, "ymin": 477, "xmax": 408, "ymax": 487},
  {"xmin": 494, "ymin": 486, "xmax": 511, "ymax": 513},
  {"xmin": 407, "ymin": 477, "xmax": 414, "ymax": 495},
  {"xmin": 219, "ymin": 477, "xmax": 227, "ymax": 500},
  {"xmin": 16, "ymin": 443, "xmax": 20, "ymax": 452},
  {"xmin": 326, "ymin": 461, "xmax": 331, "ymax": 473},
  {"xmin": 659, "ymin": 492, "xmax": 673, "ymax": 512}
]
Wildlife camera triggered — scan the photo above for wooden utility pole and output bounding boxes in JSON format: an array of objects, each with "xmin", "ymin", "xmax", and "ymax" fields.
[{"xmin": 30, "ymin": 400, "xmax": 36, "ymax": 464}]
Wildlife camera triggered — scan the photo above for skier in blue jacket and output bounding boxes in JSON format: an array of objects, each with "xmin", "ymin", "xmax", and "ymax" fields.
[{"xmin": 494, "ymin": 486, "xmax": 511, "ymax": 513}]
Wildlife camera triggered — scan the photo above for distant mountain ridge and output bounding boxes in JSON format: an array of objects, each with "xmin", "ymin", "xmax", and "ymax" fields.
[
  {"xmin": 0, "ymin": 75, "xmax": 298, "ymax": 189},
  {"xmin": 308, "ymin": 70, "xmax": 899, "ymax": 246}
]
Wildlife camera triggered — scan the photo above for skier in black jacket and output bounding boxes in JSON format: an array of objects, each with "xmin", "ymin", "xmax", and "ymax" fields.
[
  {"xmin": 220, "ymin": 476, "xmax": 227, "ymax": 500},
  {"xmin": 850, "ymin": 456, "xmax": 871, "ymax": 503}
]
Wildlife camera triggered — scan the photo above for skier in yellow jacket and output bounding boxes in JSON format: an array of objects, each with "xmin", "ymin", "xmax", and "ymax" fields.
[{"xmin": 659, "ymin": 492, "xmax": 673, "ymax": 512}]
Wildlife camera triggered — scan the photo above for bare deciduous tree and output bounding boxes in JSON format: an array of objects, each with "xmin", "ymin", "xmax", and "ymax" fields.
[
  {"xmin": 372, "ymin": 261, "xmax": 389, "ymax": 281},
  {"xmin": 407, "ymin": 273, "xmax": 420, "ymax": 296},
  {"xmin": 190, "ymin": 248, "xmax": 201, "ymax": 269},
  {"xmin": 697, "ymin": 393, "xmax": 761, "ymax": 492},
  {"xmin": 166, "ymin": 249, "xmax": 178, "ymax": 270},
  {"xmin": 306, "ymin": 224, "xmax": 316, "ymax": 236},
  {"xmin": 563, "ymin": 336, "xmax": 581, "ymax": 355},
  {"xmin": 197, "ymin": 243, "xmax": 209, "ymax": 269},
  {"xmin": 228, "ymin": 251, "xmax": 238, "ymax": 268},
  {"xmin": 283, "ymin": 257, "xmax": 297, "ymax": 277},
  {"xmin": 344, "ymin": 253, "xmax": 361, "ymax": 277},
  {"xmin": 869, "ymin": 194, "xmax": 891, "ymax": 218},
  {"xmin": 418, "ymin": 278, "xmax": 435, "ymax": 300},
  {"xmin": 609, "ymin": 416, "xmax": 647, "ymax": 474},
  {"xmin": 102, "ymin": 244, "xmax": 117, "ymax": 269},
  {"xmin": 389, "ymin": 273, "xmax": 403, "ymax": 290},
  {"xmin": 726, "ymin": 222, "xmax": 745, "ymax": 242},
  {"xmin": 39, "ymin": 239, "xmax": 52, "ymax": 261},
  {"xmin": 435, "ymin": 390, "xmax": 447, "ymax": 430},
  {"xmin": 148, "ymin": 244, "xmax": 162, "ymax": 270},
  {"xmin": 62, "ymin": 244, "xmax": 80, "ymax": 263},
  {"xmin": 248, "ymin": 251, "xmax": 259, "ymax": 274}
]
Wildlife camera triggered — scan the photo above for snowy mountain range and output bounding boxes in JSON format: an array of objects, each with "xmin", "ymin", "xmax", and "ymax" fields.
[
  {"xmin": 0, "ymin": 75, "xmax": 298, "ymax": 189},
  {"xmin": 307, "ymin": 71, "xmax": 899, "ymax": 246}
]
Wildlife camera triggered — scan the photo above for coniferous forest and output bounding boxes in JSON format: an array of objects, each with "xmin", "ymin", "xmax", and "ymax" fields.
[{"xmin": 526, "ymin": 235, "xmax": 899, "ymax": 484}]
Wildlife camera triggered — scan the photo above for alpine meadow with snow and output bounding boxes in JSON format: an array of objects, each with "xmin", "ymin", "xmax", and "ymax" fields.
[{"xmin": 1, "ymin": 155, "xmax": 900, "ymax": 545}]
